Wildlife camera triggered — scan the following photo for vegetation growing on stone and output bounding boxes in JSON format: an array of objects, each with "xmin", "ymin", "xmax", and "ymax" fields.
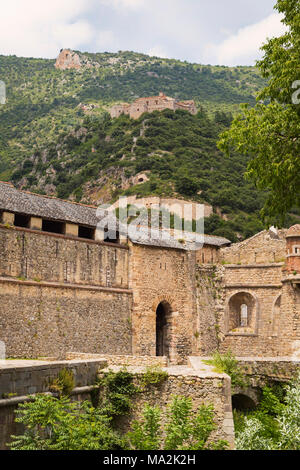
[
  {"xmin": 205, "ymin": 351, "xmax": 247, "ymax": 390},
  {"xmin": 48, "ymin": 368, "xmax": 75, "ymax": 397},
  {"xmin": 9, "ymin": 370, "xmax": 227, "ymax": 451}
]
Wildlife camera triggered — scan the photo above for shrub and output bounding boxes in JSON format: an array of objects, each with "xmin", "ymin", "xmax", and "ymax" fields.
[
  {"xmin": 127, "ymin": 395, "xmax": 228, "ymax": 450},
  {"xmin": 236, "ymin": 374, "xmax": 300, "ymax": 450},
  {"xmin": 205, "ymin": 351, "xmax": 247, "ymax": 390},
  {"xmin": 139, "ymin": 366, "xmax": 168, "ymax": 389},
  {"xmin": 9, "ymin": 395, "xmax": 126, "ymax": 450},
  {"xmin": 49, "ymin": 368, "xmax": 75, "ymax": 397},
  {"xmin": 98, "ymin": 368, "xmax": 138, "ymax": 417}
]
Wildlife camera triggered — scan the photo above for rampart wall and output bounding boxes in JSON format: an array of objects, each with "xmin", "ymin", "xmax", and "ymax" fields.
[{"xmin": 0, "ymin": 226, "xmax": 133, "ymax": 359}]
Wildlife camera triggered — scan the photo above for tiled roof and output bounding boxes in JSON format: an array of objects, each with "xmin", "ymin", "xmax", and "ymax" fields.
[
  {"xmin": 0, "ymin": 182, "xmax": 99, "ymax": 227},
  {"xmin": 0, "ymin": 182, "xmax": 231, "ymax": 247},
  {"xmin": 121, "ymin": 224, "xmax": 231, "ymax": 250}
]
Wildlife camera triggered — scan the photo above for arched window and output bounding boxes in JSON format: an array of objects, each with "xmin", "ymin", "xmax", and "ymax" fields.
[
  {"xmin": 227, "ymin": 292, "xmax": 257, "ymax": 334},
  {"xmin": 272, "ymin": 295, "xmax": 281, "ymax": 337}
]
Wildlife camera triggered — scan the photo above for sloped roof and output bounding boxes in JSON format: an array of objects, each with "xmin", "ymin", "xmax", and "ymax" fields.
[
  {"xmin": 0, "ymin": 182, "xmax": 231, "ymax": 248},
  {"xmin": 0, "ymin": 182, "xmax": 99, "ymax": 227},
  {"xmin": 122, "ymin": 224, "xmax": 230, "ymax": 250}
]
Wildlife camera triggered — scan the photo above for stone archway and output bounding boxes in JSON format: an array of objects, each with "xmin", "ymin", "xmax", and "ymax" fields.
[
  {"xmin": 232, "ymin": 393, "xmax": 257, "ymax": 411},
  {"xmin": 156, "ymin": 301, "xmax": 172, "ymax": 357}
]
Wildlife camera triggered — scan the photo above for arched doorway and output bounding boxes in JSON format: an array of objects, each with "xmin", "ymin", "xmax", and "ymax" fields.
[
  {"xmin": 156, "ymin": 301, "xmax": 171, "ymax": 357},
  {"xmin": 232, "ymin": 394, "xmax": 257, "ymax": 411}
]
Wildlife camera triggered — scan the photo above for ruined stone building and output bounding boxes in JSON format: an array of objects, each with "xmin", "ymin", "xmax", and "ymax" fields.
[
  {"xmin": 110, "ymin": 92, "xmax": 197, "ymax": 119},
  {"xmin": 0, "ymin": 181, "xmax": 299, "ymax": 364}
]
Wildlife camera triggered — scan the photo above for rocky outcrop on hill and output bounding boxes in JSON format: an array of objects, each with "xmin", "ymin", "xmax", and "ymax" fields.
[{"xmin": 55, "ymin": 49, "xmax": 100, "ymax": 70}]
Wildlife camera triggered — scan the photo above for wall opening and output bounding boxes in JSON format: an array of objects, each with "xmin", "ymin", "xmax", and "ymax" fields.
[
  {"xmin": 14, "ymin": 213, "xmax": 30, "ymax": 228},
  {"xmin": 232, "ymin": 394, "xmax": 256, "ymax": 411},
  {"xmin": 42, "ymin": 219, "xmax": 64, "ymax": 235},
  {"xmin": 272, "ymin": 295, "xmax": 281, "ymax": 337},
  {"xmin": 156, "ymin": 301, "xmax": 171, "ymax": 357},
  {"xmin": 78, "ymin": 225, "xmax": 95, "ymax": 240},
  {"xmin": 227, "ymin": 292, "xmax": 256, "ymax": 333}
]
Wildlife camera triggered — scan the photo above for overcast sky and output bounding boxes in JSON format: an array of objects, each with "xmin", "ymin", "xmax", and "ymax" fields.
[{"xmin": 0, "ymin": 0, "xmax": 286, "ymax": 66}]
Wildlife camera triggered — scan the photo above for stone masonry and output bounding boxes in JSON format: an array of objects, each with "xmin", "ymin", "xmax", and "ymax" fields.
[{"xmin": 110, "ymin": 92, "xmax": 197, "ymax": 120}]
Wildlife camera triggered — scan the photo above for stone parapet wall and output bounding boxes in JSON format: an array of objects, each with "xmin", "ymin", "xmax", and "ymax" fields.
[
  {"xmin": 0, "ymin": 225, "xmax": 129, "ymax": 288},
  {"xmin": 66, "ymin": 352, "xmax": 168, "ymax": 367},
  {"xmin": 236, "ymin": 358, "xmax": 300, "ymax": 386},
  {"xmin": 0, "ymin": 358, "xmax": 107, "ymax": 449}
]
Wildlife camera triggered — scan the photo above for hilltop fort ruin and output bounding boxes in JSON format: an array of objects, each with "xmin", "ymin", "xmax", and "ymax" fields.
[{"xmin": 110, "ymin": 92, "xmax": 197, "ymax": 119}]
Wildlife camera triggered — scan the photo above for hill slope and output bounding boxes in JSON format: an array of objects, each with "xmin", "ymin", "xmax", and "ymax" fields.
[
  {"xmin": 12, "ymin": 108, "xmax": 272, "ymax": 241},
  {"xmin": 0, "ymin": 49, "xmax": 266, "ymax": 180}
]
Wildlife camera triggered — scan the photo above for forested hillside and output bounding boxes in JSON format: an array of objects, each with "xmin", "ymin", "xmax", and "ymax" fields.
[
  {"xmin": 0, "ymin": 50, "xmax": 265, "ymax": 180},
  {"xmin": 12, "ymin": 108, "xmax": 274, "ymax": 241},
  {"xmin": 2, "ymin": 49, "xmax": 295, "ymax": 240}
]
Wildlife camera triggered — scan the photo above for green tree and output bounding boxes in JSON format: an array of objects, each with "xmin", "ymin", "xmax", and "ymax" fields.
[
  {"xmin": 9, "ymin": 395, "xmax": 125, "ymax": 450},
  {"xmin": 218, "ymin": 0, "xmax": 300, "ymax": 224},
  {"xmin": 236, "ymin": 373, "xmax": 300, "ymax": 450},
  {"xmin": 127, "ymin": 396, "xmax": 228, "ymax": 451}
]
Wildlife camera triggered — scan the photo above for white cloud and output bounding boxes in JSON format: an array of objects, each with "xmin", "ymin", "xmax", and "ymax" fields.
[
  {"xmin": 0, "ymin": 0, "xmax": 94, "ymax": 57},
  {"xmin": 147, "ymin": 46, "xmax": 168, "ymax": 58},
  {"xmin": 52, "ymin": 21, "xmax": 95, "ymax": 50},
  {"xmin": 96, "ymin": 31, "xmax": 116, "ymax": 50},
  {"xmin": 203, "ymin": 13, "xmax": 287, "ymax": 66},
  {"xmin": 99, "ymin": 0, "xmax": 145, "ymax": 10}
]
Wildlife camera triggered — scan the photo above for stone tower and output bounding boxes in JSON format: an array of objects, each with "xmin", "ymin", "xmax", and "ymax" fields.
[{"xmin": 286, "ymin": 224, "xmax": 300, "ymax": 274}]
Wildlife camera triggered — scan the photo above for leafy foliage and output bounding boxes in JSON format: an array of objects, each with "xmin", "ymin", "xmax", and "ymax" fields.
[
  {"xmin": 98, "ymin": 368, "xmax": 138, "ymax": 417},
  {"xmin": 9, "ymin": 395, "xmax": 126, "ymax": 450},
  {"xmin": 205, "ymin": 351, "xmax": 247, "ymax": 390},
  {"xmin": 127, "ymin": 395, "xmax": 228, "ymax": 450},
  {"xmin": 9, "ymin": 386, "xmax": 228, "ymax": 450},
  {"xmin": 236, "ymin": 374, "xmax": 300, "ymax": 450},
  {"xmin": 139, "ymin": 365, "xmax": 168, "ymax": 390},
  {"xmin": 218, "ymin": 0, "xmax": 300, "ymax": 224}
]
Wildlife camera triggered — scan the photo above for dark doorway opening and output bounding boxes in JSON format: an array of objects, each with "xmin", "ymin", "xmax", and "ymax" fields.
[
  {"xmin": 232, "ymin": 394, "xmax": 256, "ymax": 411},
  {"xmin": 156, "ymin": 302, "xmax": 170, "ymax": 357}
]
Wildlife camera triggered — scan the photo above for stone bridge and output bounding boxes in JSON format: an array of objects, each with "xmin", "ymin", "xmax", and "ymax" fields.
[
  {"xmin": 235, "ymin": 357, "xmax": 300, "ymax": 409},
  {"xmin": 193, "ymin": 357, "xmax": 300, "ymax": 410}
]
